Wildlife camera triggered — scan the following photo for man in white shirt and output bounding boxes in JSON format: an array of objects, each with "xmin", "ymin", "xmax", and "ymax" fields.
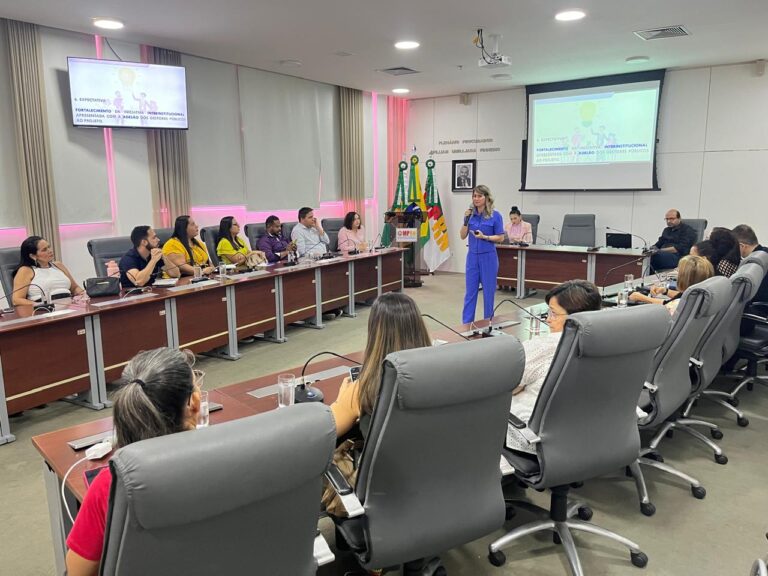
[{"xmin": 291, "ymin": 207, "xmax": 330, "ymax": 257}]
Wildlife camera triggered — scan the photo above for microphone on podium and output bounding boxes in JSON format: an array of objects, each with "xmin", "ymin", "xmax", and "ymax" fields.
[{"xmin": 605, "ymin": 226, "xmax": 651, "ymax": 252}]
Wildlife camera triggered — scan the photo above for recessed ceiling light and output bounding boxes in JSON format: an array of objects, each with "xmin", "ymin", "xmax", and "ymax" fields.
[
  {"xmin": 392, "ymin": 88, "xmax": 410, "ymax": 94},
  {"xmin": 279, "ymin": 59, "xmax": 303, "ymax": 67},
  {"xmin": 92, "ymin": 18, "xmax": 124, "ymax": 30},
  {"xmin": 625, "ymin": 56, "xmax": 651, "ymax": 64},
  {"xmin": 394, "ymin": 41, "xmax": 420, "ymax": 50},
  {"xmin": 555, "ymin": 10, "xmax": 586, "ymax": 21}
]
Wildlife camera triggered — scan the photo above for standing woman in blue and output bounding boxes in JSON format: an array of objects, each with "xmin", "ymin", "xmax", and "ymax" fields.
[{"xmin": 461, "ymin": 185, "xmax": 505, "ymax": 323}]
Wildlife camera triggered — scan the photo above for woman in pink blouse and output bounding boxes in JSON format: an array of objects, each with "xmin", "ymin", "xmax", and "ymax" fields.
[
  {"xmin": 504, "ymin": 206, "xmax": 533, "ymax": 244},
  {"xmin": 337, "ymin": 211, "xmax": 368, "ymax": 254}
]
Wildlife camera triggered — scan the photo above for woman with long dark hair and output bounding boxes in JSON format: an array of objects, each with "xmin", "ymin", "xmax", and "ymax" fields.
[
  {"xmin": 64, "ymin": 348, "xmax": 201, "ymax": 576},
  {"xmin": 161, "ymin": 215, "xmax": 214, "ymax": 277},
  {"xmin": 337, "ymin": 211, "xmax": 367, "ymax": 254},
  {"xmin": 504, "ymin": 206, "xmax": 533, "ymax": 244},
  {"xmin": 215, "ymin": 216, "xmax": 266, "ymax": 269},
  {"xmin": 12, "ymin": 236, "xmax": 85, "ymax": 306}
]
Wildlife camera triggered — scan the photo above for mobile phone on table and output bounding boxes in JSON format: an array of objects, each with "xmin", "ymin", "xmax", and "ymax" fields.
[
  {"xmin": 349, "ymin": 366, "xmax": 362, "ymax": 381},
  {"xmin": 83, "ymin": 465, "xmax": 109, "ymax": 487}
]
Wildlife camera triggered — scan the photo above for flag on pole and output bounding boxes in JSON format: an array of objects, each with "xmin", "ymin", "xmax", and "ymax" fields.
[
  {"xmin": 422, "ymin": 158, "xmax": 451, "ymax": 272},
  {"xmin": 407, "ymin": 154, "xmax": 429, "ymax": 243},
  {"xmin": 381, "ymin": 161, "xmax": 408, "ymax": 247}
]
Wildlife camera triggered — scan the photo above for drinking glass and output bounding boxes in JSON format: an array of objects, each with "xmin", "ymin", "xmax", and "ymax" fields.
[
  {"xmin": 624, "ymin": 273, "xmax": 634, "ymax": 291},
  {"xmin": 193, "ymin": 265, "xmax": 203, "ymax": 280},
  {"xmin": 277, "ymin": 373, "xmax": 295, "ymax": 408},
  {"xmin": 617, "ymin": 289, "xmax": 629, "ymax": 308},
  {"xmin": 196, "ymin": 389, "xmax": 210, "ymax": 428}
]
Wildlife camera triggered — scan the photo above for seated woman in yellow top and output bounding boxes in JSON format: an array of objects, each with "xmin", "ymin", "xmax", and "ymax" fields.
[
  {"xmin": 330, "ymin": 292, "xmax": 432, "ymax": 437},
  {"xmin": 162, "ymin": 215, "xmax": 214, "ymax": 277},
  {"xmin": 216, "ymin": 216, "xmax": 266, "ymax": 269}
]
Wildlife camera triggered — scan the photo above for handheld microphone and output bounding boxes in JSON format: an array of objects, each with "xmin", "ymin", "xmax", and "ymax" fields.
[
  {"xmin": 299, "ymin": 351, "xmax": 361, "ymax": 403},
  {"xmin": 605, "ymin": 227, "xmax": 650, "ymax": 252},
  {"xmin": 421, "ymin": 313, "xmax": 470, "ymax": 341},
  {"xmin": 552, "ymin": 226, "xmax": 561, "ymax": 244}
]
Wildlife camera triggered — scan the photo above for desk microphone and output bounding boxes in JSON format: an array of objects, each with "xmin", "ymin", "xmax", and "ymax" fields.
[
  {"xmin": 336, "ymin": 238, "xmax": 360, "ymax": 255},
  {"xmin": 299, "ymin": 351, "xmax": 360, "ymax": 403},
  {"xmin": 0, "ymin": 281, "xmax": 56, "ymax": 315},
  {"xmin": 492, "ymin": 299, "xmax": 548, "ymax": 327},
  {"xmin": 605, "ymin": 227, "xmax": 651, "ymax": 252},
  {"xmin": 421, "ymin": 313, "xmax": 470, "ymax": 341},
  {"xmin": 551, "ymin": 226, "xmax": 561, "ymax": 245},
  {"xmin": 371, "ymin": 232, "xmax": 384, "ymax": 250},
  {"xmin": 599, "ymin": 254, "xmax": 648, "ymax": 295}
]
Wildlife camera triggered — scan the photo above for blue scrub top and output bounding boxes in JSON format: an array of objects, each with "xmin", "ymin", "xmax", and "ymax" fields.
[{"xmin": 467, "ymin": 209, "xmax": 504, "ymax": 254}]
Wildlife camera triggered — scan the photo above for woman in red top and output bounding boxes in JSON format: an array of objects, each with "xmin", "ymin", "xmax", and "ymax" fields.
[{"xmin": 65, "ymin": 348, "xmax": 201, "ymax": 576}]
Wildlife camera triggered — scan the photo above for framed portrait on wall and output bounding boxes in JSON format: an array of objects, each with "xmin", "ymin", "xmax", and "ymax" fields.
[{"xmin": 452, "ymin": 159, "xmax": 476, "ymax": 192}]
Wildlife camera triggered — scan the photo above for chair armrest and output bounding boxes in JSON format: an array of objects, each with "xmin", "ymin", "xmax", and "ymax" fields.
[
  {"xmin": 743, "ymin": 313, "xmax": 768, "ymax": 324},
  {"xmin": 324, "ymin": 463, "xmax": 364, "ymax": 518},
  {"xmin": 508, "ymin": 414, "xmax": 541, "ymax": 444},
  {"xmin": 643, "ymin": 381, "xmax": 658, "ymax": 393},
  {"xmin": 313, "ymin": 534, "xmax": 335, "ymax": 567}
]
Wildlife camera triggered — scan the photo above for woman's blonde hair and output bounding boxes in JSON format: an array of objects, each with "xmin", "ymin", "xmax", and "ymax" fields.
[
  {"xmin": 473, "ymin": 185, "xmax": 495, "ymax": 219},
  {"xmin": 357, "ymin": 292, "xmax": 432, "ymax": 415},
  {"xmin": 676, "ymin": 255, "xmax": 714, "ymax": 292}
]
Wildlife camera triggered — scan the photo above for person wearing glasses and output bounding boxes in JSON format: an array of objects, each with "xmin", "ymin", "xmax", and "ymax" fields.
[
  {"xmin": 650, "ymin": 209, "xmax": 697, "ymax": 271},
  {"xmin": 506, "ymin": 280, "xmax": 602, "ymax": 453}
]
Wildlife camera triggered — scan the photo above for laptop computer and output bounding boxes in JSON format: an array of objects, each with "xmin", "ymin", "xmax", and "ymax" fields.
[{"xmin": 606, "ymin": 233, "xmax": 632, "ymax": 249}]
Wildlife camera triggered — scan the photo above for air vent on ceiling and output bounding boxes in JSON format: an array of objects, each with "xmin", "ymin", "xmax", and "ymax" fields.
[
  {"xmin": 380, "ymin": 66, "xmax": 420, "ymax": 76},
  {"xmin": 634, "ymin": 25, "xmax": 690, "ymax": 41}
]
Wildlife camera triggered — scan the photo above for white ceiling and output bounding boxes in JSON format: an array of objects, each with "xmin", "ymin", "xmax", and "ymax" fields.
[{"xmin": 1, "ymin": 0, "xmax": 767, "ymax": 99}]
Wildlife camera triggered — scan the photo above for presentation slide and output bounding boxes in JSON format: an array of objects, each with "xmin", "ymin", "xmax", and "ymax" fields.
[
  {"xmin": 68, "ymin": 58, "xmax": 188, "ymax": 129},
  {"xmin": 523, "ymin": 75, "xmax": 663, "ymax": 191}
]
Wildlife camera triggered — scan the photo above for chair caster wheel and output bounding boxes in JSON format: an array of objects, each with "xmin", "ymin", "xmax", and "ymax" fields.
[
  {"xmin": 727, "ymin": 397, "xmax": 739, "ymax": 407},
  {"xmin": 640, "ymin": 502, "xmax": 656, "ymax": 517},
  {"xmin": 645, "ymin": 452, "xmax": 664, "ymax": 463},
  {"xmin": 631, "ymin": 551, "xmax": 648, "ymax": 568},
  {"xmin": 577, "ymin": 506, "xmax": 593, "ymax": 521},
  {"xmin": 714, "ymin": 453, "xmax": 728, "ymax": 465},
  {"xmin": 737, "ymin": 416, "xmax": 749, "ymax": 427},
  {"xmin": 665, "ymin": 429, "xmax": 674, "ymax": 439},
  {"xmin": 553, "ymin": 532, "xmax": 562, "ymax": 545},
  {"xmin": 691, "ymin": 485, "xmax": 706, "ymax": 499},
  {"xmin": 710, "ymin": 429, "xmax": 723, "ymax": 440},
  {"xmin": 488, "ymin": 550, "xmax": 506, "ymax": 567},
  {"xmin": 504, "ymin": 506, "xmax": 516, "ymax": 521}
]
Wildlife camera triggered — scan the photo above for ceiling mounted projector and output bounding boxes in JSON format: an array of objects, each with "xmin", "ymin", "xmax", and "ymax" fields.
[{"xmin": 473, "ymin": 30, "xmax": 512, "ymax": 69}]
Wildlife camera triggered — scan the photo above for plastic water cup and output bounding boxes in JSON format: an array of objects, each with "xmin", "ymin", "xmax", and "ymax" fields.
[
  {"xmin": 617, "ymin": 289, "xmax": 629, "ymax": 308},
  {"xmin": 193, "ymin": 265, "xmax": 203, "ymax": 280},
  {"xmin": 196, "ymin": 389, "xmax": 209, "ymax": 428},
  {"xmin": 624, "ymin": 273, "xmax": 634, "ymax": 290},
  {"xmin": 528, "ymin": 315, "xmax": 541, "ymax": 336},
  {"xmin": 277, "ymin": 374, "xmax": 295, "ymax": 408}
]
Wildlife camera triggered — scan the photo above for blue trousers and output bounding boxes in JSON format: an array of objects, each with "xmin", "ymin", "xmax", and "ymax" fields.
[
  {"xmin": 651, "ymin": 251, "xmax": 680, "ymax": 271},
  {"xmin": 463, "ymin": 250, "xmax": 499, "ymax": 324}
]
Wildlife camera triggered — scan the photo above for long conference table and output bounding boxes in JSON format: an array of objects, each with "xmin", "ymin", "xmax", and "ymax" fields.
[
  {"xmin": 1, "ymin": 248, "xmax": 406, "ymax": 446},
  {"xmin": 32, "ymin": 310, "xmax": 533, "ymax": 575},
  {"xmin": 497, "ymin": 244, "xmax": 649, "ymax": 298}
]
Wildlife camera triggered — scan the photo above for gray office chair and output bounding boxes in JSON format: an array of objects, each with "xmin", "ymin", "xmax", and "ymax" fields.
[
  {"xmin": 321, "ymin": 218, "xmax": 345, "ymax": 252},
  {"xmin": 245, "ymin": 223, "xmax": 267, "ymax": 250},
  {"xmin": 283, "ymin": 221, "xmax": 299, "ymax": 242},
  {"xmin": 521, "ymin": 213, "xmax": 540, "ymax": 243},
  {"xmin": 155, "ymin": 227, "xmax": 174, "ymax": 246},
  {"xmin": 636, "ymin": 276, "xmax": 731, "ymax": 509},
  {"xmin": 200, "ymin": 226, "xmax": 221, "ymax": 266},
  {"xmin": 488, "ymin": 306, "xmax": 671, "ymax": 574},
  {"xmin": 684, "ymin": 218, "xmax": 708, "ymax": 243},
  {"xmin": 101, "ymin": 403, "xmax": 336, "ymax": 576},
  {"xmin": 87, "ymin": 237, "xmax": 133, "ymax": 277},
  {"xmin": 0, "ymin": 247, "xmax": 19, "ymax": 301},
  {"xmin": 740, "ymin": 250, "xmax": 768, "ymax": 274},
  {"xmin": 329, "ymin": 337, "xmax": 525, "ymax": 575},
  {"xmin": 559, "ymin": 214, "xmax": 595, "ymax": 247},
  {"xmin": 681, "ymin": 263, "xmax": 764, "ymax": 431}
]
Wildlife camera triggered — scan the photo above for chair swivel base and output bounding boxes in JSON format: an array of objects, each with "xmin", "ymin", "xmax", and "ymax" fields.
[
  {"xmin": 489, "ymin": 487, "xmax": 647, "ymax": 576},
  {"xmin": 648, "ymin": 418, "xmax": 728, "ymax": 465},
  {"xmin": 638, "ymin": 449, "xmax": 706, "ymax": 500}
]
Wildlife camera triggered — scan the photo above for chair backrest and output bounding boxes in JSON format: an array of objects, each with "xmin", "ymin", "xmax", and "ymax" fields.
[
  {"xmin": 87, "ymin": 237, "xmax": 133, "ymax": 277},
  {"xmin": 684, "ymin": 218, "xmax": 708, "ymax": 243},
  {"xmin": 321, "ymin": 218, "xmax": 345, "ymax": 252},
  {"xmin": 643, "ymin": 276, "xmax": 731, "ymax": 426},
  {"xmin": 528, "ymin": 306, "xmax": 671, "ymax": 488},
  {"xmin": 522, "ymin": 213, "xmax": 540, "ymax": 243},
  {"xmin": 199, "ymin": 226, "xmax": 221, "ymax": 266},
  {"xmin": 740, "ymin": 250, "xmax": 768, "ymax": 274},
  {"xmin": 355, "ymin": 337, "xmax": 525, "ymax": 569},
  {"xmin": 101, "ymin": 403, "xmax": 335, "ymax": 576},
  {"xmin": 560, "ymin": 214, "xmax": 595, "ymax": 247},
  {"xmin": 0, "ymin": 247, "xmax": 19, "ymax": 301},
  {"xmin": 692, "ymin": 263, "xmax": 763, "ymax": 390},
  {"xmin": 155, "ymin": 228, "xmax": 174, "ymax": 246},
  {"xmin": 282, "ymin": 221, "xmax": 299, "ymax": 242},
  {"xmin": 244, "ymin": 223, "xmax": 266, "ymax": 250}
]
